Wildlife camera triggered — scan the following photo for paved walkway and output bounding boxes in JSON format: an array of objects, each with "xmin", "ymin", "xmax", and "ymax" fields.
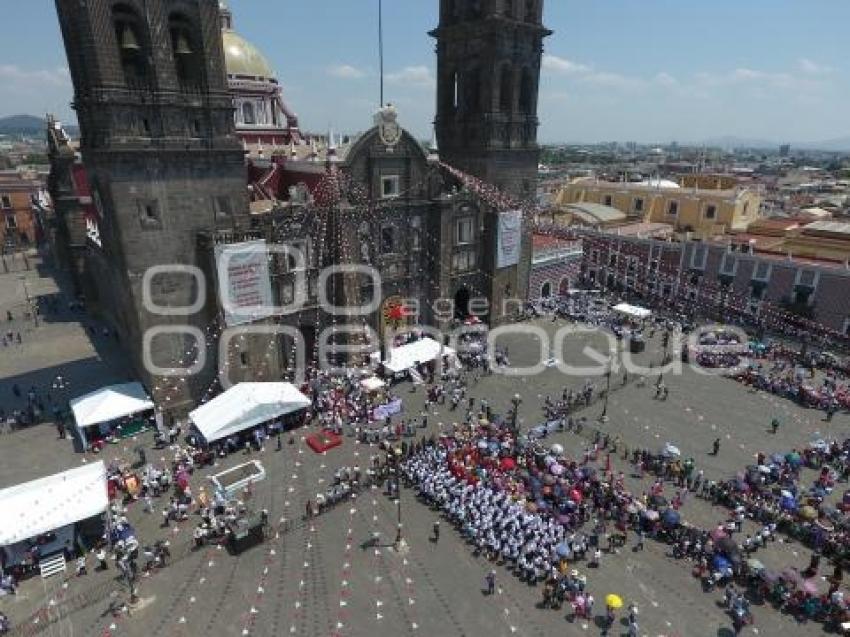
[{"xmin": 1, "ymin": 317, "xmax": 847, "ymax": 636}]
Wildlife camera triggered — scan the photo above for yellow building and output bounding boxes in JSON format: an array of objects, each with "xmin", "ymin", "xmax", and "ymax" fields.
[{"xmin": 555, "ymin": 177, "xmax": 762, "ymax": 238}]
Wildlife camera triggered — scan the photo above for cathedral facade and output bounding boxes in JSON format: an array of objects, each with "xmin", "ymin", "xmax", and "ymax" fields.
[{"xmin": 48, "ymin": 0, "xmax": 549, "ymax": 415}]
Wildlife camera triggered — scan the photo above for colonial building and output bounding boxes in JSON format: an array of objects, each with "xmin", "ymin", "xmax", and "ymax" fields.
[
  {"xmin": 219, "ymin": 0, "xmax": 301, "ymax": 148},
  {"xmin": 0, "ymin": 171, "xmax": 47, "ymax": 250},
  {"xmin": 49, "ymin": 0, "xmax": 551, "ymax": 414},
  {"xmin": 566, "ymin": 227, "xmax": 850, "ymax": 339},
  {"xmin": 528, "ymin": 233, "xmax": 582, "ymax": 301},
  {"xmin": 556, "ymin": 177, "xmax": 763, "ymax": 238}
]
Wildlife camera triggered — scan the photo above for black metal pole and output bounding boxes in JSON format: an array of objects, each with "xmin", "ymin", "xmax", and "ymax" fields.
[
  {"xmin": 378, "ymin": 0, "xmax": 384, "ymax": 108},
  {"xmin": 394, "ymin": 455, "xmax": 403, "ymax": 546},
  {"xmin": 601, "ymin": 368, "xmax": 611, "ymax": 420}
]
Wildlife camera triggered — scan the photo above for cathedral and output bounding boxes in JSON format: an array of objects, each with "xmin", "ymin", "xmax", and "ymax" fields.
[{"xmin": 47, "ymin": 0, "xmax": 549, "ymax": 415}]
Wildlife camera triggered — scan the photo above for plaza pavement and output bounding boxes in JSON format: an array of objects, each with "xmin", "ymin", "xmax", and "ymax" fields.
[{"xmin": 2, "ymin": 308, "xmax": 848, "ymax": 636}]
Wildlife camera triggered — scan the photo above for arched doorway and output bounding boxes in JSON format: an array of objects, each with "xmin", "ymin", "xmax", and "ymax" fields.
[
  {"xmin": 454, "ymin": 287, "xmax": 470, "ymax": 320},
  {"xmin": 540, "ymin": 281, "xmax": 552, "ymax": 298},
  {"xmin": 559, "ymin": 277, "xmax": 571, "ymax": 296}
]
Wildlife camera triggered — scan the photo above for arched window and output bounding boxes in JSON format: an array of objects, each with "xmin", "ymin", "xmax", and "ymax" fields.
[
  {"xmin": 519, "ymin": 68, "xmax": 534, "ymax": 113},
  {"xmin": 112, "ymin": 4, "xmax": 149, "ymax": 86},
  {"xmin": 242, "ymin": 102, "xmax": 256, "ymax": 125},
  {"xmin": 524, "ymin": 0, "xmax": 537, "ymax": 22},
  {"xmin": 499, "ymin": 65, "xmax": 513, "ymax": 113},
  {"xmin": 169, "ymin": 13, "xmax": 203, "ymax": 89}
]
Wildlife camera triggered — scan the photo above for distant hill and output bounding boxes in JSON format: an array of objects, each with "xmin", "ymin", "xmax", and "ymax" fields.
[
  {"xmin": 794, "ymin": 137, "xmax": 850, "ymax": 153},
  {"xmin": 0, "ymin": 115, "xmax": 79, "ymax": 138}
]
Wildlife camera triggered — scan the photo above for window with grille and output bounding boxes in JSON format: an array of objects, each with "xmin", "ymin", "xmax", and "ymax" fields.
[
  {"xmin": 456, "ymin": 217, "xmax": 474, "ymax": 245},
  {"xmin": 452, "ymin": 250, "xmax": 476, "ymax": 272},
  {"xmin": 752, "ymin": 262, "xmax": 771, "ymax": 282}
]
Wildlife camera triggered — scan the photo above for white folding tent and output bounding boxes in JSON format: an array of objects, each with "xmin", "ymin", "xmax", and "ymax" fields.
[
  {"xmin": 70, "ymin": 382, "xmax": 155, "ymax": 448},
  {"xmin": 189, "ymin": 382, "xmax": 311, "ymax": 444},
  {"xmin": 360, "ymin": 376, "xmax": 386, "ymax": 392},
  {"xmin": 0, "ymin": 461, "xmax": 108, "ymax": 548},
  {"xmin": 612, "ymin": 303, "xmax": 652, "ymax": 320},
  {"xmin": 370, "ymin": 337, "xmax": 457, "ymax": 375}
]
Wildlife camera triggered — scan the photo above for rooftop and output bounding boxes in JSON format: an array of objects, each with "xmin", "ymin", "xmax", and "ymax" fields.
[
  {"xmin": 566, "ymin": 202, "xmax": 627, "ymax": 225},
  {"xmin": 802, "ymin": 220, "xmax": 850, "ymax": 236}
]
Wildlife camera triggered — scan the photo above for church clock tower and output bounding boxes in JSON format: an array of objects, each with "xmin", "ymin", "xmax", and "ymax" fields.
[{"xmin": 431, "ymin": 0, "xmax": 551, "ymax": 318}]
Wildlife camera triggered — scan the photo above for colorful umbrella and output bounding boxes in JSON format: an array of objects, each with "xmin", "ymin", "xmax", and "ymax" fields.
[
  {"xmin": 605, "ymin": 594, "xmax": 623, "ymax": 609},
  {"xmin": 800, "ymin": 505, "xmax": 817, "ymax": 521},
  {"xmin": 500, "ymin": 457, "xmax": 516, "ymax": 471},
  {"xmin": 662, "ymin": 509, "xmax": 681, "ymax": 527}
]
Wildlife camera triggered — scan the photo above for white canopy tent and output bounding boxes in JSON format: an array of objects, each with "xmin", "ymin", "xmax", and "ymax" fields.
[
  {"xmin": 360, "ymin": 375, "xmax": 386, "ymax": 392},
  {"xmin": 370, "ymin": 337, "xmax": 457, "ymax": 375},
  {"xmin": 70, "ymin": 382, "xmax": 155, "ymax": 448},
  {"xmin": 612, "ymin": 302, "xmax": 652, "ymax": 320},
  {"xmin": 189, "ymin": 382, "xmax": 310, "ymax": 443},
  {"xmin": 0, "ymin": 461, "xmax": 108, "ymax": 547}
]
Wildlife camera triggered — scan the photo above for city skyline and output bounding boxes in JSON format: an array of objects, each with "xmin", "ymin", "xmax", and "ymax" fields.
[{"xmin": 1, "ymin": 0, "xmax": 849, "ymax": 144}]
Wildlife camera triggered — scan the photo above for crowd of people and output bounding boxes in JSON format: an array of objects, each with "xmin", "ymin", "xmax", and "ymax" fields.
[{"xmin": 396, "ymin": 381, "xmax": 850, "ymax": 634}]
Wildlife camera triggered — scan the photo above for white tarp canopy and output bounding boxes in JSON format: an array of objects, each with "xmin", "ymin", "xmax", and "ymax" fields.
[
  {"xmin": 190, "ymin": 382, "xmax": 310, "ymax": 443},
  {"xmin": 613, "ymin": 303, "xmax": 652, "ymax": 320},
  {"xmin": 370, "ymin": 337, "xmax": 457, "ymax": 374},
  {"xmin": 70, "ymin": 382, "xmax": 154, "ymax": 428},
  {"xmin": 0, "ymin": 461, "xmax": 108, "ymax": 546}
]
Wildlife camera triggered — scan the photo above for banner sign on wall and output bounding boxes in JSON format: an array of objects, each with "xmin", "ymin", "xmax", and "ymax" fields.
[
  {"xmin": 214, "ymin": 240, "xmax": 274, "ymax": 327},
  {"xmin": 496, "ymin": 209, "xmax": 522, "ymax": 269}
]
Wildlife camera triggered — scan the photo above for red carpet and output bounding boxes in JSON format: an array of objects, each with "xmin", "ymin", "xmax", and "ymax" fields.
[{"xmin": 305, "ymin": 430, "xmax": 343, "ymax": 453}]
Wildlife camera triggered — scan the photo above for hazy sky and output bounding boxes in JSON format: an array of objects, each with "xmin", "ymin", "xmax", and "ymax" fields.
[{"xmin": 2, "ymin": 0, "xmax": 848, "ymax": 144}]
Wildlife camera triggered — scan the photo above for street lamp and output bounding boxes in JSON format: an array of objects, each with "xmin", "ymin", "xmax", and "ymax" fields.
[
  {"xmin": 18, "ymin": 275, "xmax": 38, "ymax": 327},
  {"xmin": 510, "ymin": 394, "xmax": 522, "ymax": 435},
  {"xmin": 392, "ymin": 447, "xmax": 406, "ymax": 550},
  {"xmin": 600, "ymin": 360, "xmax": 612, "ymax": 423}
]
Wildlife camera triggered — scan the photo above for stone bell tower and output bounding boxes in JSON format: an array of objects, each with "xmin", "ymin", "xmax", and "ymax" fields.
[
  {"xmin": 432, "ymin": 0, "xmax": 551, "ymax": 317},
  {"xmin": 53, "ymin": 0, "xmax": 254, "ymax": 410}
]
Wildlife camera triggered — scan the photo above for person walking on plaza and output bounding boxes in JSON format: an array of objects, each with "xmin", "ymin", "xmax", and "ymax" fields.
[
  {"xmin": 485, "ymin": 570, "xmax": 496, "ymax": 596},
  {"xmin": 634, "ymin": 529, "xmax": 644, "ymax": 552},
  {"xmin": 711, "ymin": 437, "xmax": 721, "ymax": 456},
  {"xmin": 95, "ymin": 547, "xmax": 108, "ymax": 571},
  {"xmin": 432, "ymin": 520, "xmax": 440, "ymax": 543},
  {"xmin": 771, "ymin": 418, "xmax": 780, "ymax": 434}
]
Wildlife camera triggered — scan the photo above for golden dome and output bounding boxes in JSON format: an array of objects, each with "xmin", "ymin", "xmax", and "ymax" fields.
[{"xmin": 222, "ymin": 29, "xmax": 276, "ymax": 80}]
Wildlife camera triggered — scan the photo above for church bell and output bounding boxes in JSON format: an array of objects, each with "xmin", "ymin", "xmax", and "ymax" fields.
[
  {"xmin": 174, "ymin": 32, "xmax": 193, "ymax": 56},
  {"xmin": 119, "ymin": 25, "xmax": 140, "ymax": 51}
]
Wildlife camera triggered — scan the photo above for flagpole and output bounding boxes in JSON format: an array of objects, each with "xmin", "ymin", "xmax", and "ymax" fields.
[{"xmin": 378, "ymin": 0, "xmax": 384, "ymax": 108}]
